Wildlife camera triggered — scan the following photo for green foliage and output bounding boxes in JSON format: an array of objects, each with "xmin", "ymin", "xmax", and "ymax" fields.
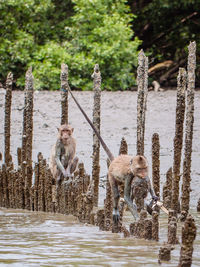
[
  {"xmin": 0, "ymin": 0, "xmax": 140, "ymax": 90},
  {"xmin": 0, "ymin": 0, "xmax": 54, "ymax": 87},
  {"xmin": 66, "ymin": 0, "xmax": 141, "ymax": 90}
]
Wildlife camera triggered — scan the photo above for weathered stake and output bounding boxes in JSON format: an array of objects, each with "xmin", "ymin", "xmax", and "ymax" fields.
[
  {"xmin": 163, "ymin": 167, "xmax": 172, "ymax": 209},
  {"xmin": 60, "ymin": 63, "xmax": 69, "ymax": 125},
  {"xmin": 171, "ymin": 68, "xmax": 186, "ymax": 214},
  {"xmin": 152, "ymin": 133, "xmax": 160, "ymax": 197},
  {"xmin": 4, "ymin": 72, "xmax": 13, "ymax": 166},
  {"xmin": 91, "ymin": 64, "xmax": 101, "ymax": 207},
  {"xmin": 179, "ymin": 214, "xmax": 196, "ymax": 267},
  {"xmin": 181, "ymin": 41, "xmax": 196, "ymax": 220},
  {"xmin": 136, "ymin": 50, "xmax": 148, "ymax": 155}
]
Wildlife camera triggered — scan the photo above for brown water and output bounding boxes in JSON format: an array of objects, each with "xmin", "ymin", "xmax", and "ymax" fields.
[{"xmin": 0, "ymin": 90, "xmax": 200, "ymax": 266}]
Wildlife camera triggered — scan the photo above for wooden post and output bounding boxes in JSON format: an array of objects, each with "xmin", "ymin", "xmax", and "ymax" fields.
[
  {"xmin": 159, "ymin": 244, "xmax": 171, "ymax": 262},
  {"xmin": 163, "ymin": 167, "xmax": 172, "ymax": 210},
  {"xmin": 171, "ymin": 68, "xmax": 186, "ymax": 214},
  {"xmin": 60, "ymin": 63, "xmax": 69, "ymax": 125},
  {"xmin": 91, "ymin": 64, "xmax": 101, "ymax": 207},
  {"xmin": 118, "ymin": 137, "xmax": 128, "ymax": 197},
  {"xmin": 152, "ymin": 133, "xmax": 160, "ymax": 197},
  {"xmin": 137, "ymin": 50, "xmax": 148, "ymax": 155},
  {"xmin": 4, "ymin": 72, "xmax": 13, "ymax": 166},
  {"xmin": 179, "ymin": 214, "xmax": 196, "ymax": 267},
  {"xmin": 25, "ymin": 67, "xmax": 34, "ymax": 166},
  {"xmin": 181, "ymin": 41, "xmax": 196, "ymax": 220},
  {"xmin": 152, "ymin": 211, "xmax": 159, "ymax": 241}
]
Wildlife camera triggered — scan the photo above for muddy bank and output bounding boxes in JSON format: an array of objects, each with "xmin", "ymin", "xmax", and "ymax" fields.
[{"xmin": 0, "ymin": 90, "xmax": 200, "ymax": 207}]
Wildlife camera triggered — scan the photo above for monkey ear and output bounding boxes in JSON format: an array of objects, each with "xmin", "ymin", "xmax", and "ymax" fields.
[
  {"xmin": 71, "ymin": 128, "xmax": 74, "ymax": 133},
  {"xmin": 57, "ymin": 127, "xmax": 59, "ymax": 132}
]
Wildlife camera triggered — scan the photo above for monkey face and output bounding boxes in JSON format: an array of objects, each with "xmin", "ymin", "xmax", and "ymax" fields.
[{"xmin": 58, "ymin": 124, "xmax": 74, "ymax": 144}]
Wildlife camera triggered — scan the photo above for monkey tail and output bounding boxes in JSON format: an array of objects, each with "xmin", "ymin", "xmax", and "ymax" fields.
[{"xmin": 67, "ymin": 87, "xmax": 114, "ymax": 161}]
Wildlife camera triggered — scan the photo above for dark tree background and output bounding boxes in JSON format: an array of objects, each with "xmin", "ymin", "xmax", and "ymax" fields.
[{"xmin": 128, "ymin": 0, "xmax": 200, "ymax": 87}]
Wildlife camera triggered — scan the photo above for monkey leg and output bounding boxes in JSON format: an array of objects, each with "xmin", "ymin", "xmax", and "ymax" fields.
[
  {"xmin": 124, "ymin": 176, "xmax": 139, "ymax": 221},
  {"xmin": 70, "ymin": 156, "xmax": 79, "ymax": 174},
  {"xmin": 110, "ymin": 179, "xmax": 120, "ymax": 224}
]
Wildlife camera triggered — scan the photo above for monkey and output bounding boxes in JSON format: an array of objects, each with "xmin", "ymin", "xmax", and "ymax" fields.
[
  {"xmin": 49, "ymin": 124, "xmax": 79, "ymax": 184},
  {"xmin": 66, "ymin": 87, "xmax": 156, "ymax": 223}
]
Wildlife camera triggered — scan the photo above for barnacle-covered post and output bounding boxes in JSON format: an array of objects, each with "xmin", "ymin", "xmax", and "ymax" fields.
[
  {"xmin": 104, "ymin": 159, "xmax": 112, "ymax": 231},
  {"xmin": 137, "ymin": 50, "xmax": 148, "ymax": 155},
  {"xmin": 24, "ymin": 67, "xmax": 34, "ymax": 210},
  {"xmin": 84, "ymin": 180, "xmax": 94, "ymax": 224},
  {"xmin": 4, "ymin": 72, "xmax": 13, "ymax": 166},
  {"xmin": 118, "ymin": 137, "xmax": 128, "ymax": 197},
  {"xmin": 171, "ymin": 68, "xmax": 186, "ymax": 214},
  {"xmin": 168, "ymin": 210, "xmax": 177, "ymax": 245},
  {"xmin": 2, "ymin": 164, "xmax": 9, "ymax": 207},
  {"xmin": 152, "ymin": 133, "xmax": 160, "ymax": 197},
  {"xmin": 22, "ymin": 84, "xmax": 27, "ymax": 163},
  {"xmin": 179, "ymin": 214, "xmax": 196, "ymax": 267},
  {"xmin": 60, "ymin": 63, "xmax": 69, "ymax": 125},
  {"xmin": 25, "ymin": 67, "xmax": 34, "ymax": 165},
  {"xmin": 158, "ymin": 244, "xmax": 171, "ymax": 262},
  {"xmin": 181, "ymin": 41, "xmax": 196, "ymax": 220},
  {"xmin": 163, "ymin": 167, "xmax": 172, "ymax": 210},
  {"xmin": 38, "ymin": 153, "xmax": 45, "ymax": 212},
  {"xmin": 152, "ymin": 211, "xmax": 159, "ymax": 241},
  {"xmin": 91, "ymin": 64, "xmax": 101, "ymax": 207}
]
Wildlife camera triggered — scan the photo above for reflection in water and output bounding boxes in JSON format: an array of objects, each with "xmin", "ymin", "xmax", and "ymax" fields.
[{"xmin": 0, "ymin": 208, "xmax": 199, "ymax": 266}]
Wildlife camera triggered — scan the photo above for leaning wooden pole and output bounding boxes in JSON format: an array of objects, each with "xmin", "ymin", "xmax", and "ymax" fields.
[
  {"xmin": 137, "ymin": 50, "xmax": 148, "ymax": 155},
  {"xmin": 91, "ymin": 64, "xmax": 101, "ymax": 207},
  {"xmin": 4, "ymin": 72, "xmax": 13, "ymax": 166},
  {"xmin": 60, "ymin": 63, "xmax": 69, "ymax": 125},
  {"xmin": 181, "ymin": 41, "xmax": 196, "ymax": 220},
  {"xmin": 171, "ymin": 68, "xmax": 186, "ymax": 214}
]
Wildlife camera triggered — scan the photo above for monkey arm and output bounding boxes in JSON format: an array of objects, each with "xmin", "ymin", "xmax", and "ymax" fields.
[
  {"xmin": 55, "ymin": 142, "xmax": 66, "ymax": 176},
  {"xmin": 147, "ymin": 177, "xmax": 158, "ymax": 200},
  {"xmin": 124, "ymin": 176, "xmax": 138, "ymax": 221}
]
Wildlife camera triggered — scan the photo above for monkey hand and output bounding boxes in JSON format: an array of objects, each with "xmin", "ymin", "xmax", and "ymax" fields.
[
  {"xmin": 112, "ymin": 208, "xmax": 120, "ymax": 224},
  {"xmin": 152, "ymin": 195, "xmax": 159, "ymax": 201}
]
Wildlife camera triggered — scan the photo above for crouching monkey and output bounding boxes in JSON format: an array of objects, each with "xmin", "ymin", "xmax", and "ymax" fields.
[
  {"xmin": 67, "ymin": 87, "xmax": 150, "ymax": 223},
  {"xmin": 49, "ymin": 124, "xmax": 78, "ymax": 184},
  {"xmin": 131, "ymin": 161, "xmax": 158, "ymax": 213}
]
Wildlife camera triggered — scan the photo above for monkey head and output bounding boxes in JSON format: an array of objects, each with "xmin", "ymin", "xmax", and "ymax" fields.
[
  {"xmin": 130, "ymin": 155, "xmax": 148, "ymax": 179},
  {"xmin": 58, "ymin": 124, "xmax": 74, "ymax": 144}
]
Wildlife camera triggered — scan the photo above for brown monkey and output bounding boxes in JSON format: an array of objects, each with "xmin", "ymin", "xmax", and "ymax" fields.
[
  {"xmin": 67, "ymin": 87, "xmax": 155, "ymax": 222},
  {"xmin": 49, "ymin": 124, "xmax": 78, "ymax": 184}
]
